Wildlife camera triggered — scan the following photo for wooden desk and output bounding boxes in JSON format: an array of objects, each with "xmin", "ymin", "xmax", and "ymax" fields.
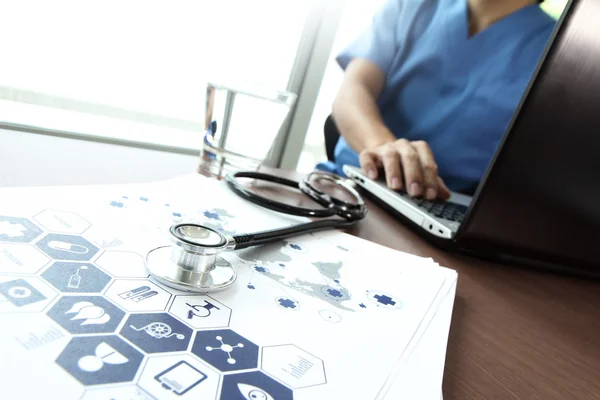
[{"xmin": 266, "ymin": 169, "xmax": 600, "ymax": 400}]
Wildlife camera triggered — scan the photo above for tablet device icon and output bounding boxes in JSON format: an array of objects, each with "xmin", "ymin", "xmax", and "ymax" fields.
[{"xmin": 154, "ymin": 361, "xmax": 207, "ymax": 395}]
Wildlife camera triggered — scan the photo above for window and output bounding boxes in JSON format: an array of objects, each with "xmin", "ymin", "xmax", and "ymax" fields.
[{"xmin": 0, "ymin": 0, "xmax": 321, "ymax": 156}]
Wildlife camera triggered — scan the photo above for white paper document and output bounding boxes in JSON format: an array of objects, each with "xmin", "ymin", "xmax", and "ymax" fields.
[{"xmin": 0, "ymin": 174, "xmax": 456, "ymax": 399}]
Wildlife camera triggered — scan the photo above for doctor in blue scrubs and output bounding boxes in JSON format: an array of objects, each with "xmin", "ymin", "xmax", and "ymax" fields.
[{"xmin": 316, "ymin": 0, "xmax": 556, "ymax": 200}]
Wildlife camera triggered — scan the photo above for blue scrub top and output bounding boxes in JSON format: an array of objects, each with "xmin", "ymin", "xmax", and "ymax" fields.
[{"xmin": 316, "ymin": 0, "xmax": 556, "ymax": 194}]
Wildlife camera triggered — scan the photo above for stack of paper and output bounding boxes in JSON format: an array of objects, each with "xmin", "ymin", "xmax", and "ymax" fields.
[{"xmin": 0, "ymin": 173, "xmax": 455, "ymax": 400}]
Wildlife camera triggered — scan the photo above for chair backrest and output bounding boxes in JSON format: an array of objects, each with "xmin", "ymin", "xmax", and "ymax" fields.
[{"xmin": 324, "ymin": 114, "xmax": 341, "ymax": 161}]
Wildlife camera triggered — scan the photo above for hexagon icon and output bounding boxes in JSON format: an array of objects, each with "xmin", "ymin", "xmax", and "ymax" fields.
[
  {"xmin": 81, "ymin": 385, "xmax": 154, "ymax": 400},
  {"xmin": 169, "ymin": 295, "xmax": 231, "ymax": 329},
  {"xmin": 56, "ymin": 335, "xmax": 144, "ymax": 386},
  {"xmin": 219, "ymin": 371, "xmax": 293, "ymax": 400},
  {"xmin": 0, "ymin": 276, "xmax": 57, "ymax": 313},
  {"xmin": 120, "ymin": 313, "xmax": 193, "ymax": 354},
  {"xmin": 191, "ymin": 329, "xmax": 259, "ymax": 372},
  {"xmin": 0, "ymin": 243, "xmax": 50, "ymax": 274},
  {"xmin": 47, "ymin": 295, "xmax": 126, "ymax": 335},
  {"xmin": 41, "ymin": 262, "xmax": 111, "ymax": 293},
  {"xmin": 105, "ymin": 279, "xmax": 171, "ymax": 312},
  {"xmin": 0, "ymin": 216, "xmax": 43, "ymax": 243},
  {"xmin": 35, "ymin": 233, "xmax": 100, "ymax": 262},
  {"xmin": 261, "ymin": 344, "xmax": 326, "ymax": 389},
  {"xmin": 95, "ymin": 251, "xmax": 149, "ymax": 278},
  {"xmin": 139, "ymin": 355, "xmax": 220, "ymax": 399},
  {"xmin": 33, "ymin": 209, "xmax": 91, "ymax": 234}
]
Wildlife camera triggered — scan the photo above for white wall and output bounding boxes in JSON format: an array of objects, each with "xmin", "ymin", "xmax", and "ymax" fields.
[{"xmin": 0, "ymin": 128, "xmax": 199, "ymax": 187}]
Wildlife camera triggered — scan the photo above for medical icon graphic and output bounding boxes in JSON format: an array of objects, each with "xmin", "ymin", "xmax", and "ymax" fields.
[
  {"xmin": 0, "ymin": 278, "xmax": 46, "ymax": 307},
  {"xmin": 238, "ymin": 384, "xmax": 274, "ymax": 400},
  {"xmin": 121, "ymin": 313, "xmax": 192, "ymax": 353},
  {"xmin": 67, "ymin": 265, "xmax": 88, "ymax": 289},
  {"xmin": 65, "ymin": 301, "xmax": 111, "ymax": 326},
  {"xmin": 36, "ymin": 233, "xmax": 99, "ymax": 261},
  {"xmin": 130, "ymin": 322, "xmax": 185, "ymax": 340},
  {"xmin": 8, "ymin": 286, "xmax": 31, "ymax": 299},
  {"xmin": 0, "ymin": 216, "xmax": 43, "ymax": 243},
  {"xmin": 0, "ymin": 221, "xmax": 27, "ymax": 238},
  {"xmin": 48, "ymin": 295, "xmax": 125, "ymax": 334},
  {"xmin": 43, "ymin": 262, "xmax": 111, "ymax": 293},
  {"xmin": 78, "ymin": 342, "xmax": 129, "ymax": 372},
  {"xmin": 220, "ymin": 371, "xmax": 293, "ymax": 400},
  {"xmin": 119, "ymin": 286, "xmax": 158, "ymax": 302},
  {"xmin": 57, "ymin": 335, "xmax": 144, "ymax": 386},
  {"xmin": 48, "ymin": 240, "xmax": 89, "ymax": 254},
  {"xmin": 206, "ymin": 335, "xmax": 244, "ymax": 365},
  {"xmin": 154, "ymin": 361, "xmax": 208, "ymax": 395},
  {"xmin": 186, "ymin": 300, "xmax": 220, "ymax": 319}
]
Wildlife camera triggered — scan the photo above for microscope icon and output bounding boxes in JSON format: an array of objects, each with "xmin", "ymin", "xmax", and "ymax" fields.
[{"xmin": 186, "ymin": 300, "xmax": 220, "ymax": 319}]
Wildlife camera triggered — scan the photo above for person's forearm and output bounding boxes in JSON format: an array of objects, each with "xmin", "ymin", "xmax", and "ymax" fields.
[{"xmin": 332, "ymin": 80, "xmax": 396, "ymax": 153}]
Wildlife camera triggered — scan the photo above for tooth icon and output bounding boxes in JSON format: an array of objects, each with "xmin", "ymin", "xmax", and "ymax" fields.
[{"xmin": 237, "ymin": 383, "xmax": 274, "ymax": 400}]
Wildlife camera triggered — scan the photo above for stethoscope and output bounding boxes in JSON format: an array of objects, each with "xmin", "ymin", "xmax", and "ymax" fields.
[{"xmin": 145, "ymin": 170, "xmax": 367, "ymax": 293}]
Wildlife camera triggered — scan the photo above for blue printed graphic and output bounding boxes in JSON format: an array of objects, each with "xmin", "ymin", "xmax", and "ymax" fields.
[
  {"xmin": 47, "ymin": 295, "xmax": 125, "ymax": 334},
  {"xmin": 289, "ymin": 244, "xmax": 302, "ymax": 251},
  {"xmin": 320, "ymin": 286, "xmax": 350, "ymax": 301},
  {"xmin": 276, "ymin": 297, "xmax": 298, "ymax": 310},
  {"xmin": 375, "ymin": 294, "xmax": 395, "ymax": 306},
  {"xmin": 120, "ymin": 313, "xmax": 192, "ymax": 354},
  {"xmin": 139, "ymin": 197, "xmax": 149, "ymax": 202},
  {"xmin": 359, "ymin": 303, "xmax": 367, "ymax": 309},
  {"xmin": 110, "ymin": 201, "xmax": 125, "ymax": 208},
  {"xmin": 0, "ymin": 216, "xmax": 43, "ymax": 243},
  {"xmin": 366, "ymin": 290, "xmax": 402, "ymax": 309},
  {"xmin": 35, "ymin": 233, "xmax": 100, "ymax": 261},
  {"xmin": 203, "ymin": 211, "xmax": 221, "ymax": 220},
  {"xmin": 0, "ymin": 278, "xmax": 46, "ymax": 307},
  {"xmin": 56, "ymin": 335, "xmax": 144, "ymax": 386},
  {"xmin": 247, "ymin": 284, "xmax": 255, "ymax": 290},
  {"xmin": 192, "ymin": 329, "xmax": 259, "ymax": 372},
  {"xmin": 220, "ymin": 371, "xmax": 293, "ymax": 400},
  {"xmin": 254, "ymin": 266, "xmax": 268, "ymax": 274},
  {"xmin": 172, "ymin": 213, "xmax": 182, "ymax": 218},
  {"xmin": 42, "ymin": 262, "xmax": 111, "ymax": 293}
]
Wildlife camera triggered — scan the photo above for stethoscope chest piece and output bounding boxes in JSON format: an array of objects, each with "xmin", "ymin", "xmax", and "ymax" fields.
[{"xmin": 145, "ymin": 223, "xmax": 237, "ymax": 293}]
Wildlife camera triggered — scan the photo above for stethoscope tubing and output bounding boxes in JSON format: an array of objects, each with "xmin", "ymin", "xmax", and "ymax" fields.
[{"xmin": 225, "ymin": 171, "xmax": 366, "ymax": 250}]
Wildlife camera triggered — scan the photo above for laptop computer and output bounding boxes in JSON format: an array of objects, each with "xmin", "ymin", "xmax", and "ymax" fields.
[{"xmin": 343, "ymin": 0, "xmax": 600, "ymax": 278}]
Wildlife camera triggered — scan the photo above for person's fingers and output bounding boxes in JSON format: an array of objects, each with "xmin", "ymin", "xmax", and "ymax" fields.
[
  {"xmin": 412, "ymin": 140, "xmax": 439, "ymax": 200},
  {"xmin": 358, "ymin": 150, "xmax": 379, "ymax": 181},
  {"xmin": 436, "ymin": 176, "xmax": 452, "ymax": 200},
  {"xmin": 379, "ymin": 145, "xmax": 403, "ymax": 190},
  {"xmin": 396, "ymin": 139, "xmax": 423, "ymax": 197}
]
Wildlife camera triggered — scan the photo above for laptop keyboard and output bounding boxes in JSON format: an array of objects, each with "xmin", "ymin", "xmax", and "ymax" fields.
[{"xmin": 412, "ymin": 198, "xmax": 468, "ymax": 222}]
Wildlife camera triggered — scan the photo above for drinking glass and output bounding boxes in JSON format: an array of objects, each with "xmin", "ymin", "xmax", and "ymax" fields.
[{"xmin": 198, "ymin": 81, "xmax": 297, "ymax": 179}]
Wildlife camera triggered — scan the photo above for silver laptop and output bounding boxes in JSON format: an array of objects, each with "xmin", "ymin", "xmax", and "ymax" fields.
[{"xmin": 343, "ymin": 165, "xmax": 472, "ymax": 240}]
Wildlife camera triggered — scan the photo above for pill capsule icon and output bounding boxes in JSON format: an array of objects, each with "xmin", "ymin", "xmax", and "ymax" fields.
[{"xmin": 48, "ymin": 241, "xmax": 89, "ymax": 254}]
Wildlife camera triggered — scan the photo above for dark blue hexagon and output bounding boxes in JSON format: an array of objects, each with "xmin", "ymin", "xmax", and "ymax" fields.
[
  {"xmin": 120, "ymin": 313, "xmax": 193, "ymax": 354},
  {"xmin": 41, "ymin": 262, "xmax": 111, "ymax": 293},
  {"xmin": 220, "ymin": 371, "xmax": 293, "ymax": 400},
  {"xmin": 56, "ymin": 335, "xmax": 144, "ymax": 386},
  {"xmin": 47, "ymin": 295, "xmax": 125, "ymax": 334},
  {"xmin": 192, "ymin": 329, "xmax": 259, "ymax": 372},
  {"xmin": 0, "ymin": 216, "xmax": 43, "ymax": 243},
  {"xmin": 35, "ymin": 233, "xmax": 99, "ymax": 261}
]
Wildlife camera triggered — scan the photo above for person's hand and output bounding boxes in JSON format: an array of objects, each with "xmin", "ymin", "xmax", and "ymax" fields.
[{"xmin": 359, "ymin": 139, "xmax": 451, "ymax": 200}]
